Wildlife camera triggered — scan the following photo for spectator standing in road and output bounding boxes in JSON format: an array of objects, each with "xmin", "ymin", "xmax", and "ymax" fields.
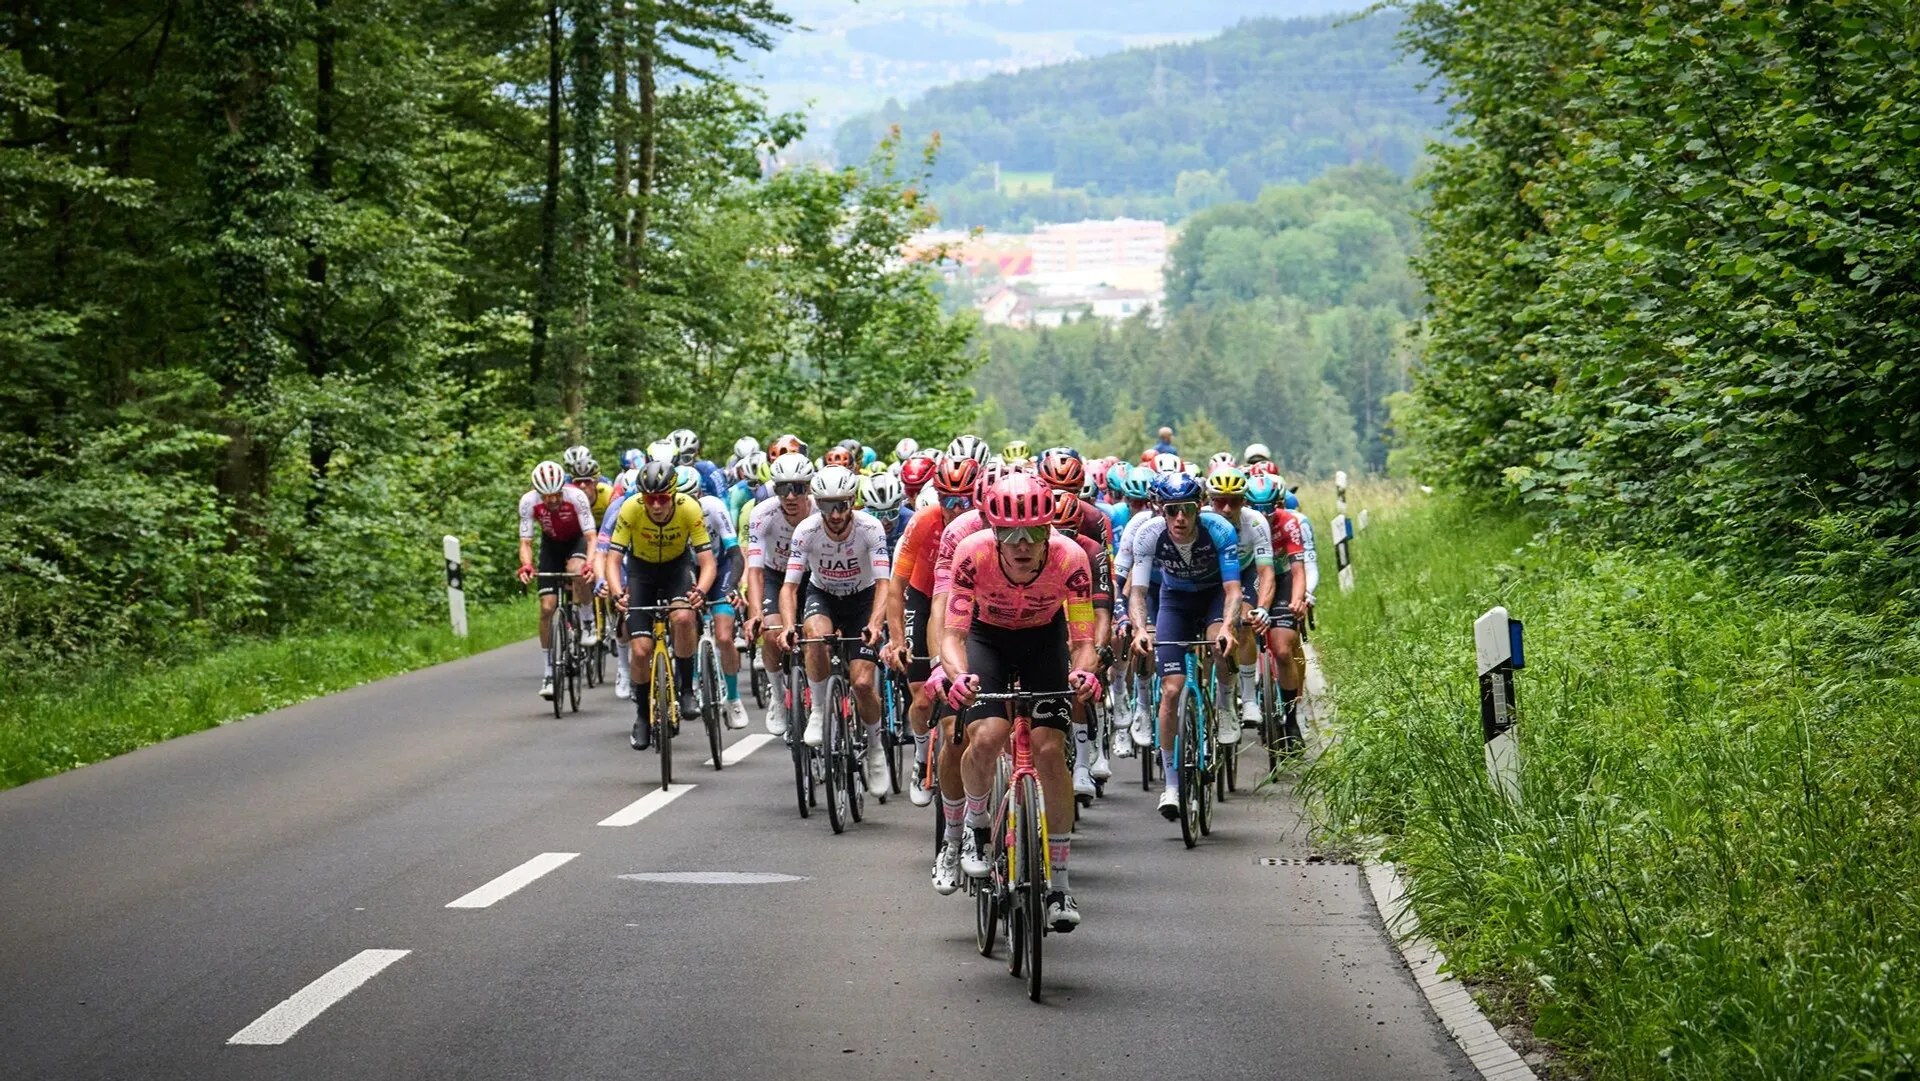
[{"xmin": 1152, "ymin": 426, "xmax": 1178, "ymax": 457}]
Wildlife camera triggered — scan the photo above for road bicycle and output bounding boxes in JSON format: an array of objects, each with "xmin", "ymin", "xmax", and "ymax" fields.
[
  {"xmin": 532, "ymin": 572, "xmax": 586, "ymax": 718},
  {"xmin": 1160, "ymin": 637, "xmax": 1221, "ymax": 849},
  {"xmin": 879, "ymin": 657, "xmax": 914, "ymax": 797},
  {"xmin": 591, "ymin": 589, "xmax": 619, "ymax": 687},
  {"xmin": 625, "ymin": 602, "xmax": 689, "ymax": 791},
  {"xmin": 793, "ymin": 633, "xmax": 876, "ymax": 834},
  {"xmin": 694, "ymin": 608, "xmax": 726, "ymax": 771},
  {"xmin": 739, "ymin": 598, "xmax": 771, "ymax": 709},
  {"xmin": 779, "ymin": 639, "xmax": 817, "ymax": 819},
  {"xmin": 967, "ymin": 687, "xmax": 1059, "ymax": 1004}
]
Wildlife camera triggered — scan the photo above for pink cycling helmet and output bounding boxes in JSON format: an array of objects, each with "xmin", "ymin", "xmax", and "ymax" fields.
[{"xmin": 980, "ymin": 473, "xmax": 1054, "ymax": 529}]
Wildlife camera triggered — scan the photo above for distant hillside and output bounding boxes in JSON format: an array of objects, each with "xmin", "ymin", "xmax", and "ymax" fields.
[{"xmin": 833, "ymin": 12, "xmax": 1444, "ymax": 228}]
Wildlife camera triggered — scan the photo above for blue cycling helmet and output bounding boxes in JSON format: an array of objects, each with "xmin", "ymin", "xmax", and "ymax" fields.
[
  {"xmin": 1151, "ymin": 471, "xmax": 1203, "ymax": 504},
  {"xmin": 861, "ymin": 445, "xmax": 878, "ymax": 468},
  {"xmin": 1283, "ymin": 490, "xmax": 1300, "ymax": 511},
  {"xmin": 1107, "ymin": 465, "xmax": 1127, "ymax": 497},
  {"xmin": 1122, "ymin": 464, "xmax": 1155, "ymax": 501},
  {"xmin": 1246, "ymin": 474, "xmax": 1282, "ymax": 511},
  {"xmin": 621, "ymin": 447, "xmax": 645, "ymax": 472}
]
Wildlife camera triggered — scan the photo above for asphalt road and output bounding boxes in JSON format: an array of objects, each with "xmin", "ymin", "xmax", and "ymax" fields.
[{"xmin": 0, "ymin": 640, "xmax": 1474, "ymax": 1081}]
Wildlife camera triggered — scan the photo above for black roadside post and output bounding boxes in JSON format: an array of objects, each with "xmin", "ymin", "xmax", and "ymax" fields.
[
  {"xmin": 1474, "ymin": 606, "xmax": 1523, "ymax": 800},
  {"xmin": 444, "ymin": 534, "xmax": 468, "ymax": 637}
]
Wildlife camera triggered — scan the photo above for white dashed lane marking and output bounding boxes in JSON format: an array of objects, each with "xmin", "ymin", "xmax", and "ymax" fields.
[
  {"xmin": 444, "ymin": 852, "xmax": 579, "ymax": 909},
  {"xmin": 596, "ymin": 784, "xmax": 696, "ymax": 827},
  {"xmin": 227, "ymin": 949, "xmax": 410, "ymax": 1046}
]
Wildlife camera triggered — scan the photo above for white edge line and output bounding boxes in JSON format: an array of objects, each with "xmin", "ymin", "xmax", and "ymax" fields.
[
  {"xmin": 1363, "ymin": 862, "xmax": 1540, "ymax": 1081},
  {"xmin": 444, "ymin": 851, "xmax": 579, "ymax": 909},
  {"xmin": 227, "ymin": 949, "xmax": 410, "ymax": 1045},
  {"xmin": 597, "ymin": 783, "xmax": 696, "ymax": 827},
  {"xmin": 705, "ymin": 733, "xmax": 775, "ymax": 767}
]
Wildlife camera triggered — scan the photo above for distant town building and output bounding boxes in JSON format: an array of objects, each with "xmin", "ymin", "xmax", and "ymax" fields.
[{"xmin": 1030, "ymin": 218, "xmax": 1167, "ymax": 276}]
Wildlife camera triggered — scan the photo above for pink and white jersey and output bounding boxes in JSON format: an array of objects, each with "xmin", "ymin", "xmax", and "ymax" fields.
[
  {"xmin": 746, "ymin": 497, "xmax": 812, "ymax": 570},
  {"xmin": 945, "ymin": 532, "xmax": 1095, "ymax": 643},
  {"xmin": 518, "ymin": 486, "xmax": 594, "ymax": 542},
  {"xmin": 784, "ymin": 511, "xmax": 892, "ymax": 595},
  {"xmin": 930, "ymin": 508, "xmax": 988, "ymax": 597}
]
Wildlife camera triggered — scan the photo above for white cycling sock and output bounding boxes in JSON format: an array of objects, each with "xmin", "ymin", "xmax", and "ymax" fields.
[
  {"xmin": 942, "ymin": 795, "xmax": 966, "ymax": 841},
  {"xmin": 1161, "ymin": 748, "xmax": 1177, "ymax": 786},
  {"xmin": 1050, "ymin": 835, "xmax": 1071, "ymax": 890},
  {"xmin": 1238, "ymin": 667, "xmax": 1256, "ymax": 701},
  {"xmin": 578, "ymin": 602, "xmax": 594, "ymax": 629},
  {"xmin": 768, "ymin": 668, "xmax": 787, "ymax": 708},
  {"xmin": 807, "ymin": 678, "xmax": 830, "ymax": 718},
  {"xmin": 542, "ymin": 655, "xmax": 553, "ymax": 677},
  {"xmin": 865, "ymin": 721, "xmax": 883, "ymax": 749},
  {"xmin": 913, "ymin": 730, "xmax": 930, "ymax": 765},
  {"xmin": 1074, "ymin": 723, "xmax": 1092, "ymax": 761}
]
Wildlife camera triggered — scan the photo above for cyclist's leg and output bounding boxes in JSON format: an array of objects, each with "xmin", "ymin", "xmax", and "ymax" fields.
[
  {"xmin": 625, "ymin": 558, "xmax": 665, "ymax": 738},
  {"xmin": 958, "ymin": 625, "xmax": 1016, "ymax": 838},
  {"xmin": 798, "ymin": 583, "xmax": 838, "ymax": 741},
  {"xmin": 570, "ymin": 562, "xmax": 596, "ymax": 643},
  {"xmin": 841, "ymin": 588, "xmax": 883, "ymax": 725},
  {"xmin": 712, "ymin": 603, "xmax": 741, "ymax": 697},
  {"xmin": 757, "ymin": 568, "xmax": 790, "ymax": 711}
]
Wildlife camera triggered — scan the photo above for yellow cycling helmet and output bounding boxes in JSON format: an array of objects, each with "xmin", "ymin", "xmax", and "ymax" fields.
[
  {"xmin": 1205, "ymin": 466, "xmax": 1248, "ymax": 498},
  {"xmin": 1002, "ymin": 439, "xmax": 1031, "ymax": 461}
]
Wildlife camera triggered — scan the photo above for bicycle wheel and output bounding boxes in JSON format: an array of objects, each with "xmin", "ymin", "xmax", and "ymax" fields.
[
  {"xmin": 565, "ymin": 613, "xmax": 582, "ymax": 714},
  {"xmin": 1003, "ymin": 788, "xmax": 1024, "ymax": 978},
  {"xmin": 884, "ymin": 676, "xmax": 907, "ymax": 795},
  {"xmin": 1282, "ymin": 686, "xmax": 1305, "ymax": 754},
  {"xmin": 974, "ymin": 807, "xmax": 1001, "ymax": 958},
  {"xmin": 699, "ymin": 637, "xmax": 724, "ymax": 771},
  {"xmin": 1017, "ymin": 773, "xmax": 1046, "ymax": 1002},
  {"xmin": 1176, "ymin": 685, "xmax": 1200, "ymax": 849},
  {"xmin": 824, "ymin": 675, "xmax": 848, "ymax": 834},
  {"xmin": 845, "ymin": 682, "xmax": 866, "ymax": 823},
  {"xmin": 652, "ymin": 647, "xmax": 674, "ymax": 790},
  {"xmin": 751, "ymin": 642, "xmax": 770, "ymax": 708},
  {"xmin": 549, "ymin": 603, "xmax": 566, "ymax": 719}
]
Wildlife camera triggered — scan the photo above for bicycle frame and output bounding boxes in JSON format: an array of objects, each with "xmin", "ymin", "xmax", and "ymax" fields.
[{"xmin": 971, "ymin": 688, "xmax": 1054, "ymax": 1002}]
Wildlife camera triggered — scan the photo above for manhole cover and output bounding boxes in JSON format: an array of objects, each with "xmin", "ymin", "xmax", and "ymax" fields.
[{"xmin": 619, "ymin": 871, "xmax": 810, "ymax": 885}]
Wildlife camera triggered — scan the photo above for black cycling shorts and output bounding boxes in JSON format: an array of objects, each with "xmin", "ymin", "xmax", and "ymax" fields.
[
  {"xmin": 903, "ymin": 584, "xmax": 933, "ymax": 683},
  {"xmin": 758, "ymin": 566, "xmax": 792, "ymax": 618},
  {"xmin": 624, "ymin": 554, "xmax": 694, "ymax": 636},
  {"xmin": 537, "ymin": 534, "xmax": 589, "ymax": 594},
  {"xmin": 959, "ymin": 611, "xmax": 1074, "ymax": 731},
  {"xmin": 801, "ymin": 583, "xmax": 879, "ymax": 665}
]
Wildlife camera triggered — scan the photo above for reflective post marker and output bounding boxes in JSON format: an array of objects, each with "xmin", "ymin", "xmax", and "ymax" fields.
[
  {"xmin": 1334, "ymin": 470, "xmax": 1349, "ymax": 517},
  {"xmin": 1357, "ymin": 508, "xmax": 1370, "ymax": 532},
  {"xmin": 1332, "ymin": 513, "xmax": 1354, "ymax": 594},
  {"xmin": 444, "ymin": 535, "xmax": 468, "ymax": 637},
  {"xmin": 1474, "ymin": 606, "xmax": 1524, "ymax": 801}
]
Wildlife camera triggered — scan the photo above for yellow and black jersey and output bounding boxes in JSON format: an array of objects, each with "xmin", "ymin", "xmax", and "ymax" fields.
[{"xmin": 610, "ymin": 493, "xmax": 712, "ymax": 563}]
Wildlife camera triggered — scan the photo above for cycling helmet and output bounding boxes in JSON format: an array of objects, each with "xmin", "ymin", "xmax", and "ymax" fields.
[
  {"xmin": 1151, "ymin": 451, "xmax": 1182, "ymax": 475},
  {"xmin": 811, "ymin": 465, "xmax": 859, "ymax": 501},
  {"xmin": 1050, "ymin": 489, "xmax": 1083, "ymax": 532},
  {"xmin": 636, "ymin": 460, "xmax": 676, "ymax": 494},
  {"xmin": 947, "ymin": 434, "xmax": 990, "ymax": 465},
  {"xmin": 733, "ymin": 435, "xmax": 759, "ymax": 460},
  {"xmin": 933, "ymin": 455, "xmax": 980, "ymax": 497},
  {"xmin": 1209, "ymin": 452, "xmax": 1237, "ymax": 473},
  {"xmin": 1122, "ymin": 464, "xmax": 1154, "ymax": 501},
  {"xmin": 1246, "ymin": 475, "xmax": 1282, "ymax": 510},
  {"xmin": 1246, "ymin": 460, "xmax": 1277, "ymax": 478},
  {"xmin": 1002, "ymin": 439, "xmax": 1031, "ymax": 462},
  {"xmin": 900, "ymin": 453, "xmax": 938, "ymax": 495},
  {"xmin": 981, "ymin": 473, "xmax": 1053, "ymax": 529},
  {"xmin": 747, "ymin": 451, "xmax": 771, "ymax": 484},
  {"xmin": 562, "ymin": 444, "xmax": 593, "ymax": 473},
  {"xmin": 1107, "ymin": 463, "xmax": 1128, "ymax": 498},
  {"xmin": 837, "ymin": 437, "xmax": 862, "ymax": 454},
  {"xmin": 822, "ymin": 445, "xmax": 855, "ymax": 469},
  {"xmin": 768, "ymin": 433, "xmax": 807, "ymax": 459},
  {"xmin": 1151, "ymin": 471, "xmax": 1203, "ymax": 504},
  {"xmin": 672, "ymin": 465, "xmax": 701, "ymax": 496},
  {"xmin": 531, "ymin": 461, "xmax": 567, "ymax": 494},
  {"xmin": 1036, "ymin": 447, "xmax": 1085, "ymax": 492},
  {"xmin": 973, "ymin": 459, "xmax": 1009, "ymax": 501},
  {"xmin": 568, "ymin": 454, "xmax": 600, "ymax": 480},
  {"xmin": 1206, "ymin": 466, "xmax": 1248, "ymax": 498},
  {"xmin": 768, "ymin": 452, "xmax": 815, "ymax": 485},
  {"xmin": 646, "ymin": 439, "xmax": 677, "ymax": 464},
  {"xmin": 1181, "ymin": 461, "xmax": 1201, "ymax": 478},
  {"xmin": 893, "ymin": 438, "xmax": 919, "ymax": 462},
  {"xmin": 621, "ymin": 447, "xmax": 645, "ymax": 472},
  {"xmin": 860, "ymin": 445, "xmax": 879, "ymax": 469},
  {"xmin": 668, "ymin": 428, "xmax": 700, "ymax": 464},
  {"xmin": 1243, "ymin": 443, "xmax": 1272, "ymax": 464},
  {"xmin": 862, "ymin": 472, "xmax": 906, "ymax": 514},
  {"xmin": 1283, "ymin": 490, "xmax": 1300, "ymax": 511},
  {"xmin": 1140, "ymin": 448, "xmax": 1157, "ymax": 464}
]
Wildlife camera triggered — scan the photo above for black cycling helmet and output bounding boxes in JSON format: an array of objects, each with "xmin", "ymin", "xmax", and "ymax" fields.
[{"xmin": 636, "ymin": 460, "xmax": 676, "ymax": 494}]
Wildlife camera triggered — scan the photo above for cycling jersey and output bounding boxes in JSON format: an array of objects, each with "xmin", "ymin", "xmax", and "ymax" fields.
[
  {"xmin": 1262, "ymin": 507, "xmax": 1308, "ymax": 566},
  {"xmin": 1111, "ymin": 507, "xmax": 1161, "ymax": 587},
  {"xmin": 1291, "ymin": 510, "xmax": 1321, "ymax": 599},
  {"xmin": 1068, "ymin": 531, "xmax": 1114, "ymax": 611},
  {"xmin": 1072, "ymin": 497, "xmax": 1111, "ymax": 549},
  {"xmin": 699, "ymin": 493, "xmax": 739, "ymax": 593},
  {"xmin": 784, "ymin": 510, "xmax": 892, "ymax": 595},
  {"xmin": 1222, "ymin": 506, "xmax": 1275, "ymax": 568},
  {"xmin": 945, "ymin": 532, "xmax": 1095, "ymax": 643},
  {"xmin": 931, "ymin": 508, "xmax": 988, "ymax": 598},
  {"xmin": 1126, "ymin": 511, "xmax": 1241, "ymax": 592},
  {"xmin": 692, "ymin": 459, "xmax": 727, "ymax": 501},
  {"xmin": 609, "ymin": 493, "xmax": 712, "ymax": 563},
  {"xmin": 880, "ymin": 505, "xmax": 914, "ymax": 553},
  {"xmin": 519, "ymin": 487, "xmax": 595, "ymax": 542},
  {"xmin": 1102, "ymin": 501, "xmax": 1133, "ymax": 550},
  {"xmin": 570, "ymin": 477, "xmax": 613, "ymax": 519},
  {"xmin": 726, "ymin": 479, "xmax": 755, "ymax": 521},
  {"xmin": 892, "ymin": 504, "xmax": 947, "ymax": 596},
  {"xmin": 745, "ymin": 496, "xmax": 814, "ymax": 571}
]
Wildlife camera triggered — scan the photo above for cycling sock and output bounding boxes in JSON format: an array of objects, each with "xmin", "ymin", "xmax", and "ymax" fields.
[
  {"xmin": 1050, "ymin": 835, "xmax": 1071, "ymax": 889},
  {"xmin": 724, "ymin": 673, "xmax": 739, "ymax": 700},
  {"xmin": 865, "ymin": 721, "xmax": 883, "ymax": 749},
  {"xmin": 577, "ymin": 602, "xmax": 594, "ymax": 629},
  {"xmin": 964, "ymin": 792, "xmax": 988, "ymax": 828},
  {"xmin": 1161, "ymin": 748, "xmax": 1177, "ymax": 785},
  {"xmin": 1074, "ymin": 723, "xmax": 1092, "ymax": 762},
  {"xmin": 808, "ymin": 678, "xmax": 830, "ymax": 716},
  {"xmin": 942, "ymin": 795, "xmax": 966, "ymax": 841},
  {"xmin": 1238, "ymin": 667, "xmax": 1256, "ymax": 702},
  {"xmin": 674, "ymin": 656, "xmax": 695, "ymax": 693},
  {"xmin": 913, "ymin": 731, "xmax": 930, "ymax": 766},
  {"xmin": 769, "ymin": 668, "xmax": 787, "ymax": 707},
  {"xmin": 542, "ymin": 654, "xmax": 553, "ymax": 677}
]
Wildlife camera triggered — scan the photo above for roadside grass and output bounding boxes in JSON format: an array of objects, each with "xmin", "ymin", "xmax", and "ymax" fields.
[
  {"xmin": 1302, "ymin": 495, "xmax": 1920, "ymax": 1080},
  {"xmin": 0, "ymin": 598, "xmax": 535, "ymax": 792}
]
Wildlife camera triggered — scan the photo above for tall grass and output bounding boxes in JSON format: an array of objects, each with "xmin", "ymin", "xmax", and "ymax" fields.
[
  {"xmin": 0, "ymin": 598, "xmax": 536, "ymax": 791},
  {"xmin": 1303, "ymin": 494, "xmax": 1920, "ymax": 1080}
]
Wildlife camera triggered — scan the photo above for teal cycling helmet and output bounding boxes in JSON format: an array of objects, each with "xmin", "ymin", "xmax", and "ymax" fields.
[
  {"xmin": 1122, "ymin": 464, "xmax": 1154, "ymax": 501},
  {"xmin": 1283, "ymin": 489, "xmax": 1300, "ymax": 511},
  {"xmin": 1246, "ymin": 474, "xmax": 1283, "ymax": 511}
]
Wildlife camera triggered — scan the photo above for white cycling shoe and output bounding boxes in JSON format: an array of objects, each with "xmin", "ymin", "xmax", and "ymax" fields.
[
  {"xmin": 1157, "ymin": 787, "xmax": 1180, "ymax": 821},
  {"xmin": 864, "ymin": 744, "xmax": 890, "ymax": 796},
  {"xmin": 1240, "ymin": 697, "xmax": 1261, "ymax": 726},
  {"xmin": 1130, "ymin": 713, "xmax": 1154, "ymax": 750},
  {"xmin": 803, "ymin": 711, "xmax": 826, "ymax": 749},
  {"xmin": 614, "ymin": 668, "xmax": 631, "ymax": 700},
  {"xmin": 960, "ymin": 828, "xmax": 990, "ymax": 878},
  {"xmin": 1047, "ymin": 890, "xmax": 1081, "ymax": 932},
  {"xmin": 1218, "ymin": 716, "xmax": 1241, "ymax": 746},
  {"xmin": 1073, "ymin": 762, "xmax": 1096, "ymax": 805},
  {"xmin": 765, "ymin": 701, "xmax": 789, "ymax": 736},
  {"xmin": 908, "ymin": 771, "xmax": 933, "ymax": 807},
  {"xmin": 725, "ymin": 699, "xmax": 749, "ymax": 730},
  {"xmin": 931, "ymin": 842, "xmax": 962, "ymax": 896},
  {"xmin": 1089, "ymin": 743, "xmax": 1112, "ymax": 782},
  {"xmin": 539, "ymin": 677, "xmax": 555, "ymax": 701}
]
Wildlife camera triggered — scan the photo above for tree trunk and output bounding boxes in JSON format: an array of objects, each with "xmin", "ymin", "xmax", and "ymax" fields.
[
  {"xmin": 633, "ymin": 15, "xmax": 655, "ymax": 257},
  {"xmin": 560, "ymin": 0, "xmax": 603, "ymax": 437},
  {"xmin": 302, "ymin": 0, "xmax": 337, "ymax": 523},
  {"xmin": 528, "ymin": 1, "xmax": 563, "ymax": 395},
  {"xmin": 610, "ymin": 0, "xmax": 630, "ymax": 261}
]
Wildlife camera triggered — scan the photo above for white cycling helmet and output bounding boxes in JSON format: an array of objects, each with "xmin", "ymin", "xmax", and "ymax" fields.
[
  {"xmin": 1209, "ymin": 451, "xmax": 1237, "ymax": 473},
  {"xmin": 563, "ymin": 444, "xmax": 595, "ymax": 476},
  {"xmin": 915, "ymin": 484, "xmax": 939, "ymax": 511},
  {"xmin": 1243, "ymin": 442, "xmax": 1272, "ymax": 464},
  {"xmin": 674, "ymin": 465, "xmax": 702, "ymax": 496},
  {"xmin": 646, "ymin": 439, "xmax": 677, "ymax": 464},
  {"xmin": 531, "ymin": 460, "xmax": 567, "ymax": 494},
  {"xmin": 862, "ymin": 472, "xmax": 906, "ymax": 513},
  {"xmin": 947, "ymin": 434, "xmax": 991, "ymax": 465},
  {"xmin": 733, "ymin": 435, "xmax": 759, "ymax": 461},
  {"xmin": 893, "ymin": 437, "xmax": 919, "ymax": 462},
  {"xmin": 1152, "ymin": 451, "xmax": 1182, "ymax": 475},
  {"xmin": 668, "ymin": 428, "xmax": 700, "ymax": 464},
  {"xmin": 811, "ymin": 465, "xmax": 860, "ymax": 501},
  {"xmin": 768, "ymin": 452, "xmax": 815, "ymax": 485},
  {"xmin": 1181, "ymin": 460, "xmax": 1201, "ymax": 478}
]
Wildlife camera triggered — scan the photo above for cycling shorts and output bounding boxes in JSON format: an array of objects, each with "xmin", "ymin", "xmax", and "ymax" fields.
[
  {"xmin": 709, "ymin": 600, "xmax": 737, "ymax": 620},
  {"xmin": 802, "ymin": 582, "xmax": 879, "ymax": 665},
  {"xmin": 537, "ymin": 534, "xmax": 589, "ymax": 595},
  {"xmin": 758, "ymin": 567, "xmax": 787, "ymax": 618},
  {"xmin": 903, "ymin": 585, "xmax": 933, "ymax": 684},
  {"xmin": 624, "ymin": 553, "xmax": 693, "ymax": 636},
  {"xmin": 960, "ymin": 612, "xmax": 1073, "ymax": 731},
  {"xmin": 1154, "ymin": 584, "xmax": 1224, "ymax": 677}
]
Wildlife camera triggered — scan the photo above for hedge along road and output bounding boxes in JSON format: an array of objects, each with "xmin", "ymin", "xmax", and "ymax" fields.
[{"xmin": 0, "ymin": 637, "xmax": 1474, "ymax": 1081}]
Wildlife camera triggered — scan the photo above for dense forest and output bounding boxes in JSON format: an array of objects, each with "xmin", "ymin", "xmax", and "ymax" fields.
[
  {"xmin": 1399, "ymin": 0, "xmax": 1920, "ymax": 592},
  {"xmin": 974, "ymin": 165, "xmax": 1419, "ymax": 471},
  {"xmin": 834, "ymin": 13, "xmax": 1444, "ymax": 227},
  {"xmin": 0, "ymin": 0, "xmax": 977, "ymax": 671}
]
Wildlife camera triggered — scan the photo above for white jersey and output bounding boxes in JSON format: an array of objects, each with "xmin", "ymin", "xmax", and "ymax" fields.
[
  {"xmin": 698, "ymin": 494, "xmax": 736, "ymax": 549},
  {"xmin": 746, "ymin": 496, "xmax": 812, "ymax": 570},
  {"xmin": 517, "ymin": 485, "xmax": 594, "ymax": 541},
  {"xmin": 1227, "ymin": 506, "xmax": 1274, "ymax": 567},
  {"xmin": 1111, "ymin": 506, "xmax": 1161, "ymax": 584},
  {"xmin": 1295, "ymin": 512, "xmax": 1321, "ymax": 600},
  {"xmin": 784, "ymin": 511, "xmax": 892, "ymax": 595}
]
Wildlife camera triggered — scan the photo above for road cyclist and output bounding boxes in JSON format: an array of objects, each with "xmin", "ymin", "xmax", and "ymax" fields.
[
  {"xmin": 516, "ymin": 460, "xmax": 599, "ymax": 701},
  {"xmin": 609, "ymin": 461, "xmax": 719, "ymax": 752}
]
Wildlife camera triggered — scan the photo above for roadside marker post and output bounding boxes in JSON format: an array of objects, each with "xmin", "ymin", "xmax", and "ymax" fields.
[
  {"xmin": 444, "ymin": 535, "xmax": 468, "ymax": 637},
  {"xmin": 1334, "ymin": 470, "xmax": 1349, "ymax": 517},
  {"xmin": 1474, "ymin": 606, "xmax": 1524, "ymax": 801},
  {"xmin": 1332, "ymin": 513, "xmax": 1355, "ymax": 594}
]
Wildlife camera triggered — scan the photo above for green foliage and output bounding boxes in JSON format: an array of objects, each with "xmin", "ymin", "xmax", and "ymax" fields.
[
  {"xmin": 979, "ymin": 166, "xmax": 1418, "ymax": 473},
  {"xmin": 835, "ymin": 12, "xmax": 1446, "ymax": 228},
  {"xmin": 1306, "ymin": 494, "xmax": 1920, "ymax": 1079},
  {"xmin": 1400, "ymin": 0, "xmax": 1920, "ymax": 588}
]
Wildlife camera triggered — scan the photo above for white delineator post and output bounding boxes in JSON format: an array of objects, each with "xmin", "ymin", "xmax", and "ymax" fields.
[
  {"xmin": 444, "ymin": 535, "xmax": 468, "ymax": 637},
  {"xmin": 1474, "ymin": 606, "xmax": 1524, "ymax": 801},
  {"xmin": 1334, "ymin": 469, "xmax": 1349, "ymax": 517},
  {"xmin": 1332, "ymin": 512, "xmax": 1355, "ymax": 594}
]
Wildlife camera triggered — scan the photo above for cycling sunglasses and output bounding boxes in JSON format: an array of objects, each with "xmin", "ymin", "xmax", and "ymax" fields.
[
  {"xmin": 869, "ymin": 507, "xmax": 899, "ymax": 522},
  {"xmin": 995, "ymin": 525, "xmax": 1049, "ymax": 546},
  {"xmin": 1161, "ymin": 501, "xmax": 1200, "ymax": 518},
  {"xmin": 641, "ymin": 490, "xmax": 675, "ymax": 505},
  {"xmin": 818, "ymin": 499, "xmax": 853, "ymax": 515},
  {"xmin": 774, "ymin": 481, "xmax": 808, "ymax": 498},
  {"xmin": 940, "ymin": 495, "xmax": 972, "ymax": 511}
]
